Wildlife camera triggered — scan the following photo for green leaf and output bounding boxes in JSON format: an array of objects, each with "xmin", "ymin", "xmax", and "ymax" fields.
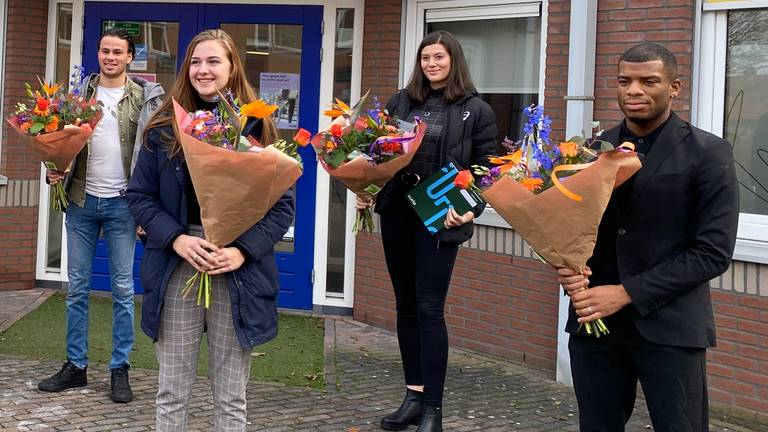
[
  {"xmin": 235, "ymin": 136, "xmax": 251, "ymax": 152},
  {"xmin": 567, "ymin": 135, "xmax": 586, "ymax": 145},
  {"xmin": 29, "ymin": 122, "xmax": 45, "ymax": 134},
  {"xmin": 595, "ymin": 139, "xmax": 615, "ymax": 152},
  {"xmin": 326, "ymin": 149, "xmax": 347, "ymax": 168}
]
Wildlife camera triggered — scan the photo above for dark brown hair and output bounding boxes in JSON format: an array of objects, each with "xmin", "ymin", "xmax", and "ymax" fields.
[
  {"xmin": 143, "ymin": 29, "xmax": 278, "ymax": 156},
  {"xmin": 100, "ymin": 28, "xmax": 135, "ymax": 56},
  {"xmin": 405, "ymin": 30, "xmax": 476, "ymax": 104}
]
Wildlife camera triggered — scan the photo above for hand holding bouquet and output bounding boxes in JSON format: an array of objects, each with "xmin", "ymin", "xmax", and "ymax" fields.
[
  {"xmin": 312, "ymin": 91, "xmax": 426, "ymax": 233},
  {"xmin": 6, "ymin": 66, "xmax": 103, "ymax": 211},
  {"xmin": 455, "ymin": 105, "xmax": 641, "ymax": 337},
  {"xmin": 172, "ymin": 91, "xmax": 306, "ymax": 307}
]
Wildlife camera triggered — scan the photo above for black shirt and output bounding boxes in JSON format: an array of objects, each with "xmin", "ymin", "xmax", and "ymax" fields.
[
  {"xmin": 405, "ymin": 88, "xmax": 448, "ymax": 180},
  {"xmin": 588, "ymin": 115, "xmax": 671, "ymax": 288}
]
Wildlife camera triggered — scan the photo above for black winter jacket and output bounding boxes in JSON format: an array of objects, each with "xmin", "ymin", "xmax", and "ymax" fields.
[{"xmin": 375, "ymin": 89, "xmax": 497, "ymax": 244}]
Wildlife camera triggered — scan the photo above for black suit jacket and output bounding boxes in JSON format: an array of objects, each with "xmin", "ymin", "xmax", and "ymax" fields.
[{"xmin": 566, "ymin": 112, "xmax": 739, "ymax": 348}]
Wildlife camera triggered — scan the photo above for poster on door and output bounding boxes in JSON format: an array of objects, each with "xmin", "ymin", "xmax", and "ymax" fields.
[
  {"xmin": 130, "ymin": 44, "xmax": 148, "ymax": 71},
  {"xmin": 259, "ymin": 73, "xmax": 300, "ymax": 129}
]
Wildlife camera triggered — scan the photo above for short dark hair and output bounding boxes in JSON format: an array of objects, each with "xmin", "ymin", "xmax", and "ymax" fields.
[
  {"xmin": 99, "ymin": 28, "xmax": 135, "ymax": 56},
  {"xmin": 406, "ymin": 30, "xmax": 476, "ymax": 104},
  {"xmin": 619, "ymin": 42, "xmax": 677, "ymax": 78}
]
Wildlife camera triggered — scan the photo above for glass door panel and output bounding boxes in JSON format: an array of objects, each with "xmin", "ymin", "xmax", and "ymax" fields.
[
  {"xmin": 211, "ymin": 5, "xmax": 323, "ymax": 310},
  {"xmin": 326, "ymin": 8, "xmax": 356, "ymax": 296}
]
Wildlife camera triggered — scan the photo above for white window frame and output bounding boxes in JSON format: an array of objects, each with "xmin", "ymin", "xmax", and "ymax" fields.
[
  {"xmin": 401, "ymin": 0, "xmax": 547, "ymax": 229},
  {"xmin": 313, "ymin": 0, "xmax": 365, "ymax": 311},
  {"xmin": 694, "ymin": 0, "xmax": 768, "ymax": 264}
]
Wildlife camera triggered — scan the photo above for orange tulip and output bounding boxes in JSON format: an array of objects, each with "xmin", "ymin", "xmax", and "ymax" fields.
[
  {"xmin": 44, "ymin": 116, "xmax": 59, "ymax": 133},
  {"xmin": 293, "ymin": 128, "xmax": 311, "ymax": 146},
  {"xmin": 558, "ymin": 141, "xmax": 579, "ymax": 158},
  {"xmin": 454, "ymin": 170, "xmax": 474, "ymax": 190}
]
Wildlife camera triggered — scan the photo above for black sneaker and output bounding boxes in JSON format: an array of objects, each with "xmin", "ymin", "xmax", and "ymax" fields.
[
  {"xmin": 38, "ymin": 360, "xmax": 87, "ymax": 392},
  {"xmin": 110, "ymin": 365, "xmax": 133, "ymax": 403}
]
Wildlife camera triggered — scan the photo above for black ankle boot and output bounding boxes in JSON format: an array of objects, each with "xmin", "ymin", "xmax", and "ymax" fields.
[
  {"xmin": 110, "ymin": 364, "xmax": 133, "ymax": 403},
  {"xmin": 380, "ymin": 388, "xmax": 424, "ymax": 431},
  {"xmin": 416, "ymin": 406, "xmax": 442, "ymax": 432},
  {"xmin": 38, "ymin": 360, "xmax": 87, "ymax": 392}
]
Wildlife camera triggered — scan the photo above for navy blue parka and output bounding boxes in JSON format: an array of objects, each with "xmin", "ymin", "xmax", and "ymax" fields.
[{"xmin": 126, "ymin": 124, "xmax": 295, "ymax": 349}]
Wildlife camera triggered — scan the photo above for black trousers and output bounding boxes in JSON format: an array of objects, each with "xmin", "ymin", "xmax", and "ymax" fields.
[
  {"xmin": 568, "ymin": 311, "xmax": 709, "ymax": 432},
  {"xmin": 380, "ymin": 200, "xmax": 460, "ymax": 407}
]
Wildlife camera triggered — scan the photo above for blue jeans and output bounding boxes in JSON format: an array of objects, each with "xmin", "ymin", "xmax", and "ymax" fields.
[{"xmin": 65, "ymin": 193, "xmax": 136, "ymax": 370}]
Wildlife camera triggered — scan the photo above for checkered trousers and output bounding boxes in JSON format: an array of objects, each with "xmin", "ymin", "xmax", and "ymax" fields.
[{"xmin": 154, "ymin": 259, "xmax": 252, "ymax": 432}]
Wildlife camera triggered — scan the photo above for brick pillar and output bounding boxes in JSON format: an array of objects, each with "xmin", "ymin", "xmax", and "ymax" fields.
[{"xmin": 0, "ymin": 0, "xmax": 49, "ymax": 290}]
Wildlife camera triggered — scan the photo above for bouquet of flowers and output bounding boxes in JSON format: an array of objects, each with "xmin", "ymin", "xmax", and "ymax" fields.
[
  {"xmin": 172, "ymin": 92, "xmax": 306, "ymax": 307},
  {"xmin": 455, "ymin": 105, "xmax": 641, "ymax": 337},
  {"xmin": 312, "ymin": 91, "xmax": 427, "ymax": 233},
  {"xmin": 6, "ymin": 66, "xmax": 103, "ymax": 211}
]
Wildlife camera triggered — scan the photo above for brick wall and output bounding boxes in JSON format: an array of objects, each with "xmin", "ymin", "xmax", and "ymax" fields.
[
  {"xmin": 361, "ymin": 0, "xmax": 402, "ymax": 104},
  {"xmin": 593, "ymin": 0, "xmax": 695, "ymax": 125},
  {"xmin": 0, "ymin": 0, "xmax": 48, "ymax": 291},
  {"xmin": 709, "ymin": 290, "xmax": 768, "ymax": 425}
]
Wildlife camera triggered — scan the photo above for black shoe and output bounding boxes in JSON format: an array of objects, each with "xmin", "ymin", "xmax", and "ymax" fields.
[
  {"xmin": 380, "ymin": 388, "xmax": 424, "ymax": 431},
  {"xmin": 416, "ymin": 406, "xmax": 442, "ymax": 432},
  {"xmin": 38, "ymin": 360, "xmax": 87, "ymax": 392},
  {"xmin": 110, "ymin": 365, "xmax": 133, "ymax": 403}
]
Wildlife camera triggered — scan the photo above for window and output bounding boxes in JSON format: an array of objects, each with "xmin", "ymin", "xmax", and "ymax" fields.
[
  {"xmin": 696, "ymin": 1, "xmax": 768, "ymax": 263},
  {"xmin": 57, "ymin": 3, "xmax": 72, "ymax": 45},
  {"xmin": 403, "ymin": 0, "xmax": 545, "ymax": 228}
]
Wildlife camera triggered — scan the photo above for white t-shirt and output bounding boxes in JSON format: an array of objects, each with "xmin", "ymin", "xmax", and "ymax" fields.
[{"xmin": 85, "ymin": 85, "xmax": 127, "ymax": 197}]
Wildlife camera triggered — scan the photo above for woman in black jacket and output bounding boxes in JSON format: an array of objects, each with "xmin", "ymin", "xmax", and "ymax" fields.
[{"xmin": 357, "ymin": 31, "xmax": 497, "ymax": 432}]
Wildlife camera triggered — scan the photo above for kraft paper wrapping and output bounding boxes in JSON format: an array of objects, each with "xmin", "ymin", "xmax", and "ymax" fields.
[
  {"xmin": 7, "ymin": 112, "xmax": 102, "ymax": 171},
  {"xmin": 319, "ymin": 121, "xmax": 427, "ymax": 194},
  {"xmin": 173, "ymin": 100, "xmax": 302, "ymax": 247},
  {"xmin": 481, "ymin": 148, "xmax": 642, "ymax": 271}
]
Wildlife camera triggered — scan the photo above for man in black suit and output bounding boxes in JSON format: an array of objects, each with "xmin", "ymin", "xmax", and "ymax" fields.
[{"xmin": 557, "ymin": 43, "xmax": 739, "ymax": 431}]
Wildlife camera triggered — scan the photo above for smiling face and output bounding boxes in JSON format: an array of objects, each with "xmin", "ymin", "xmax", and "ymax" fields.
[
  {"xmin": 617, "ymin": 60, "xmax": 681, "ymax": 135},
  {"xmin": 420, "ymin": 43, "xmax": 452, "ymax": 89},
  {"xmin": 98, "ymin": 36, "xmax": 133, "ymax": 81},
  {"xmin": 189, "ymin": 40, "xmax": 232, "ymax": 101}
]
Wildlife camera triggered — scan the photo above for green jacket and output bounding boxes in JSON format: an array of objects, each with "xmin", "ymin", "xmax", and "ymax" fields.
[{"xmin": 66, "ymin": 74, "xmax": 164, "ymax": 206}]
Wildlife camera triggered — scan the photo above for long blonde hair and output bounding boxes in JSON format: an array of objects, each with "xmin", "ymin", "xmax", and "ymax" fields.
[{"xmin": 143, "ymin": 29, "xmax": 278, "ymax": 156}]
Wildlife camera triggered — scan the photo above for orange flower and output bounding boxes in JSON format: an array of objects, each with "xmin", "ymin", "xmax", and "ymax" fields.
[
  {"xmin": 323, "ymin": 98, "xmax": 351, "ymax": 118},
  {"xmin": 489, "ymin": 148, "xmax": 522, "ymax": 166},
  {"xmin": 454, "ymin": 170, "xmax": 475, "ymax": 189},
  {"xmin": 45, "ymin": 116, "xmax": 59, "ymax": 133},
  {"xmin": 293, "ymin": 128, "xmax": 311, "ymax": 147},
  {"xmin": 34, "ymin": 97, "xmax": 50, "ymax": 116},
  {"xmin": 324, "ymin": 139, "xmax": 337, "ymax": 151},
  {"xmin": 520, "ymin": 177, "xmax": 544, "ymax": 191},
  {"xmin": 329, "ymin": 123, "xmax": 343, "ymax": 137},
  {"xmin": 558, "ymin": 141, "xmax": 579, "ymax": 158},
  {"xmin": 240, "ymin": 99, "xmax": 278, "ymax": 119},
  {"xmin": 20, "ymin": 121, "xmax": 33, "ymax": 132},
  {"xmin": 42, "ymin": 82, "xmax": 62, "ymax": 96}
]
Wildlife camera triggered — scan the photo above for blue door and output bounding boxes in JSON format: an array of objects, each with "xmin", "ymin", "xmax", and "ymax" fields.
[{"xmin": 82, "ymin": 2, "xmax": 320, "ymax": 310}]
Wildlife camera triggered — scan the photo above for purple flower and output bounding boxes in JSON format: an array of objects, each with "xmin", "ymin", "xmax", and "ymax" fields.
[
  {"xmin": 489, "ymin": 166, "xmax": 501, "ymax": 178},
  {"xmin": 480, "ymin": 176, "xmax": 493, "ymax": 188}
]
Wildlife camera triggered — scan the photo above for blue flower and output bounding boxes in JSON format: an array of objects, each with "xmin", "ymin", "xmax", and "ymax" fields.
[{"xmin": 534, "ymin": 148, "xmax": 553, "ymax": 171}]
